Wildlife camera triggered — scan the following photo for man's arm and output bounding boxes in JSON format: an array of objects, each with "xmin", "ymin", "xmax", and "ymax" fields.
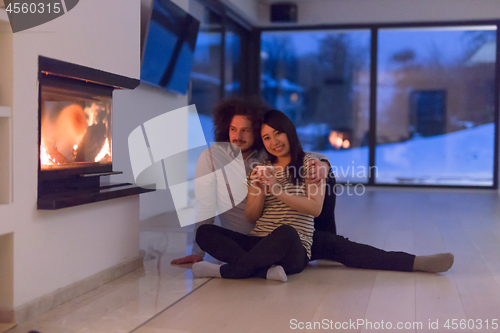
[
  {"xmin": 305, "ymin": 152, "xmax": 331, "ymax": 184},
  {"xmin": 171, "ymin": 149, "xmax": 216, "ymax": 265}
]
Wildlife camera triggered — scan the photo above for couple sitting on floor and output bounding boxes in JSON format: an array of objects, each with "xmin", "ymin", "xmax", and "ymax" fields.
[{"xmin": 171, "ymin": 98, "xmax": 454, "ymax": 282}]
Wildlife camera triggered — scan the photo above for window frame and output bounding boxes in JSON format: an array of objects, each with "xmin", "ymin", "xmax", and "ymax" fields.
[{"xmin": 190, "ymin": 0, "xmax": 256, "ymax": 99}]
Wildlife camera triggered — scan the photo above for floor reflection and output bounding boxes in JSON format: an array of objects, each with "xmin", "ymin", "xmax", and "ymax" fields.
[{"xmin": 9, "ymin": 208, "xmax": 207, "ymax": 333}]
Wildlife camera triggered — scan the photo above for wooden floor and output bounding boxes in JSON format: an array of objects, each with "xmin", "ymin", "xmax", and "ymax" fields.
[
  {"xmin": 9, "ymin": 188, "xmax": 500, "ymax": 333},
  {"xmin": 134, "ymin": 189, "xmax": 500, "ymax": 333}
]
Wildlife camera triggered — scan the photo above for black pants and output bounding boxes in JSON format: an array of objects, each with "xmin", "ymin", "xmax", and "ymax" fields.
[
  {"xmin": 311, "ymin": 231, "xmax": 415, "ymax": 272},
  {"xmin": 196, "ymin": 224, "xmax": 309, "ymax": 279}
]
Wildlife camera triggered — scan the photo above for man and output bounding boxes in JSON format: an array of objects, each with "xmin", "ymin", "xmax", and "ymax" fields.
[{"xmin": 171, "ymin": 97, "xmax": 453, "ymax": 274}]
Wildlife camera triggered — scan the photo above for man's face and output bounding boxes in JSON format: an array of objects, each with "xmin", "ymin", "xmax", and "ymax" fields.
[{"xmin": 229, "ymin": 115, "xmax": 254, "ymax": 153}]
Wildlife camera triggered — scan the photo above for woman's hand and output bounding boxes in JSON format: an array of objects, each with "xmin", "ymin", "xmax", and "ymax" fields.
[
  {"xmin": 260, "ymin": 168, "xmax": 279, "ymax": 195},
  {"xmin": 252, "ymin": 167, "xmax": 279, "ymax": 195},
  {"xmin": 250, "ymin": 167, "xmax": 267, "ymax": 192}
]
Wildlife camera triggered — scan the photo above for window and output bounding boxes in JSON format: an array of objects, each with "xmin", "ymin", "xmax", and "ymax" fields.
[
  {"xmin": 260, "ymin": 24, "xmax": 498, "ymax": 188},
  {"xmin": 189, "ymin": 0, "xmax": 222, "ymax": 143},
  {"xmin": 225, "ymin": 20, "xmax": 246, "ymax": 97},
  {"xmin": 261, "ymin": 30, "xmax": 372, "ymax": 182},
  {"xmin": 376, "ymin": 26, "xmax": 497, "ymax": 186},
  {"xmin": 189, "ymin": 0, "xmax": 251, "ymax": 144}
]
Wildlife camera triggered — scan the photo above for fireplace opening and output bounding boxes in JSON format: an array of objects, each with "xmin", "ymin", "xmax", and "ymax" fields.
[{"xmin": 40, "ymin": 78, "xmax": 112, "ymax": 170}]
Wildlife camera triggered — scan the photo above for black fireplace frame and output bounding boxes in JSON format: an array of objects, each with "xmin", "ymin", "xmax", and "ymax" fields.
[{"xmin": 37, "ymin": 56, "xmax": 154, "ymax": 209}]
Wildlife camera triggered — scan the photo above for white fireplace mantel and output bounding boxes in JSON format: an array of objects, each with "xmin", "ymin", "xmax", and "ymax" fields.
[{"xmin": 0, "ymin": 0, "xmax": 143, "ymax": 326}]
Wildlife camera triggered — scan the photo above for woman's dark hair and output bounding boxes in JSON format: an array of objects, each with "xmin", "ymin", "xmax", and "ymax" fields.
[
  {"xmin": 262, "ymin": 109, "xmax": 305, "ymax": 184},
  {"xmin": 213, "ymin": 97, "xmax": 269, "ymax": 150}
]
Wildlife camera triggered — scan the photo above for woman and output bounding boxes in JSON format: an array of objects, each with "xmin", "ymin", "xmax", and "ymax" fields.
[{"xmin": 192, "ymin": 109, "xmax": 324, "ymax": 282}]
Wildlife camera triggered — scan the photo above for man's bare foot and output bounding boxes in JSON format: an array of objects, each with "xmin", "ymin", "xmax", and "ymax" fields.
[{"xmin": 171, "ymin": 254, "xmax": 204, "ymax": 265}]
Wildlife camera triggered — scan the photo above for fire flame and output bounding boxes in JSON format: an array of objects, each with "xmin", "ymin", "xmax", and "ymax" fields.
[
  {"xmin": 40, "ymin": 141, "xmax": 56, "ymax": 165},
  {"xmin": 84, "ymin": 103, "xmax": 100, "ymax": 126},
  {"xmin": 329, "ymin": 131, "xmax": 350, "ymax": 150},
  {"xmin": 41, "ymin": 102, "xmax": 112, "ymax": 167},
  {"xmin": 95, "ymin": 138, "xmax": 110, "ymax": 162}
]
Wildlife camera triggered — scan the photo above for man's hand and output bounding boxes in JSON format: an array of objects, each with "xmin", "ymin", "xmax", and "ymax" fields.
[
  {"xmin": 170, "ymin": 254, "xmax": 204, "ymax": 265},
  {"xmin": 305, "ymin": 159, "xmax": 329, "ymax": 185}
]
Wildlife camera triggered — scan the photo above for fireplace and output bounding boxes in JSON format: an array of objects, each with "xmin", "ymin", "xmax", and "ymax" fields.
[{"xmin": 37, "ymin": 56, "xmax": 154, "ymax": 209}]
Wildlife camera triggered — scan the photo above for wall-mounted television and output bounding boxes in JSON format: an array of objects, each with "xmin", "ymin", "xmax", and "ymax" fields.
[{"xmin": 141, "ymin": 0, "xmax": 200, "ymax": 95}]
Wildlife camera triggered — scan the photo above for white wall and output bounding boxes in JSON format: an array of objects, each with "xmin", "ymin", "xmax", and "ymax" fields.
[
  {"xmin": 258, "ymin": 0, "xmax": 500, "ymax": 26},
  {"xmin": 0, "ymin": 0, "xmax": 141, "ymax": 308},
  {"xmin": 113, "ymin": 84, "xmax": 189, "ymax": 220},
  {"xmin": 222, "ymin": 0, "xmax": 261, "ymax": 25}
]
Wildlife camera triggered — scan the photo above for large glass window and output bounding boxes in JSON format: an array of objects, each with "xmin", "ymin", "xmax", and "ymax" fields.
[
  {"xmin": 376, "ymin": 26, "xmax": 497, "ymax": 186},
  {"xmin": 261, "ymin": 30, "xmax": 371, "ymax": 182}
]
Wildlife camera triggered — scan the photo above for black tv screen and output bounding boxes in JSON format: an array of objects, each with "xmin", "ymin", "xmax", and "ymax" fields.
[{"xmin": 141, "ymin": 0, "xmax": 200, "ymax": 95}]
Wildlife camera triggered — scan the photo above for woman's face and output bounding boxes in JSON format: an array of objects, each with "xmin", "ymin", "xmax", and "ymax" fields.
[{"xmin": 261, "ymin": 124, "xmax": 290, "ymax": 158}]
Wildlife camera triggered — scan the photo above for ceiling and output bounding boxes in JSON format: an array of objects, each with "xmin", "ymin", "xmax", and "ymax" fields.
[{"xmin": 258, "ymin": 0, "xmax": 338, "ymax": 3}]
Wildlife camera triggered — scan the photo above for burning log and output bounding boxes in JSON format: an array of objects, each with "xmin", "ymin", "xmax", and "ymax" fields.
[{"xmin": 75, "ymin": 122, "xmax": 107, "ymax": 162}]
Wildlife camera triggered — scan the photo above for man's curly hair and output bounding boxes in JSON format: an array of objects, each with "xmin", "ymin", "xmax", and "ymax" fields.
[{"xmin": 213, "ymin": 96, "xmax": 270, "ymax": 150}]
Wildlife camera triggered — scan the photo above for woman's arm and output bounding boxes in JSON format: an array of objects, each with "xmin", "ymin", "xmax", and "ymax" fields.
[
  {"xmin": 245, "ymin": 168, "xmax": 267, "ymax": 223},
  {"xmin": 245, "ymin": 185, "xmax": 266, "ymax": 223},
  {"xmin": 272, "ymin": 181, "xmax": 326, "ymax": 217},
  {"xmin": 260, "ymin": 165, "xmax": 326, "ymax": 217}
]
